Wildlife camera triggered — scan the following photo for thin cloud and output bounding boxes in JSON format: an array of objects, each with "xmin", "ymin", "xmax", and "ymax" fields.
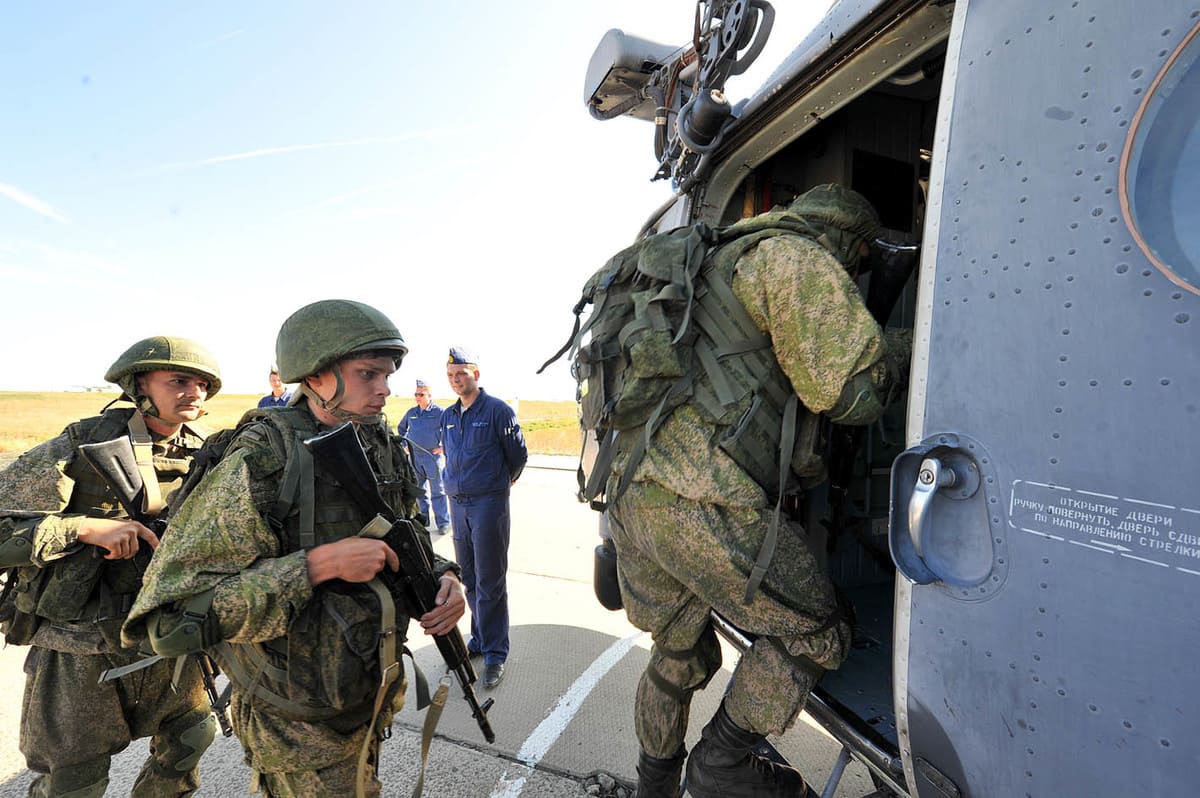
[
  {"xmin": 201, "ymin": 29, "xmax": 245, "ymax": 47},
  {"xmin": 0, "ymin": 183, "xmax": 69, "ymax": 223},
  {"xmin": 161, "ymin": 130, "xmax": 456, "ymax": 171}
]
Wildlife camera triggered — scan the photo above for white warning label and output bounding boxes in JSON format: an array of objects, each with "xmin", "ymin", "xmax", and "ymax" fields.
[{"xmin": 1010, "ymin": 480, "xmax": 1200, "ymax": 573}]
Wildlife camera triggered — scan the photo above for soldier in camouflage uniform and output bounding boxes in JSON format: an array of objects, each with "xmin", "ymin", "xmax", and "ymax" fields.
[
  {"xmin": 607, "ymin": 186, "xmax": 910, "ymax": 798},
  {"xmin": 124, "ymin": 299, "xmax": 466, "ymax": 798},
  {"xmin": 0, "ymin": 337, "xmax": 222, "ymax": 797}
]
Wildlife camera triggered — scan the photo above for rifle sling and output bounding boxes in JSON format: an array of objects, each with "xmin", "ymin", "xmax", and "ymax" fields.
[
  {"xmin": 357, "ymin": 576, "xmax": 403, "ymax": 798},
  {"xmin": 410, "ymin": 676, "xmax": 452, "ymax": 798}
]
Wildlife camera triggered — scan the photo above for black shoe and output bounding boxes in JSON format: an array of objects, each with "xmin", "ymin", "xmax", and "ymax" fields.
[
  {"xmin": 685, "ymin": 702, "xmax": 809, "ymax": 797},
  {"xmin": 482, "ymin": 662, "xmax": 505, "ymax": 689}
]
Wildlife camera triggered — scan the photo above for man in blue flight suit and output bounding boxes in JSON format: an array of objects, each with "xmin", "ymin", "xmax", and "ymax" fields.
[
  {"xmin": 397, "ymin": 379, "xmax": 451, "ymax": 535},
  {"xmin": 441, "ymin": 346, "xmax": 528, "ymax": 689},
  {"xmin": 257, "ymin": 365, "xmax": 293, "ymax": 408}
]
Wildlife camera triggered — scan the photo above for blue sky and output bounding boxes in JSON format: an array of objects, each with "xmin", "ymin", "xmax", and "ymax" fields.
[{"xmin": 1, "ymin": 2, "xmax": 823, "ymax": 400}]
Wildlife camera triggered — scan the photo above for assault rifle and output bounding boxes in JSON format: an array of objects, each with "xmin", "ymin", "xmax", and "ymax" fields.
[
  {"xmin": 77, "ymin": 436, "xmax": 234, "ymax": 737},
  {"xmin": 303, "ymin": 422, "xmax": 496, "ymax": 744}
]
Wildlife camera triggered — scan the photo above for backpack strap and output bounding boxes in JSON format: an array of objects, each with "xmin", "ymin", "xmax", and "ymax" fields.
[
  {"xmin": 536, "ymin": 296, "xmax": 589, "ymax": 374},
  {"xmin": 125, "ymin": 412, "xmax": 165, "ymax": 516},
  {"xmin": 743, "ymin": 393, "xmax": 799, "ymax": 604},
  {"xmin": 597, "ymin": 368, "xmax": 698, "ymax": 511},
  {"xmin": 271, "ymin": 432, "xmax": 315, "ymax": 547}
]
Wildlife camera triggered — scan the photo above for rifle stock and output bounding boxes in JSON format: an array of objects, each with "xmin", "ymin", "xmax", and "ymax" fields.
[
  {"xmin": 304, "ymin": 422, "xmax": 496, "ymax": 744},
  {"xmin": 77, "ymin": 436, "xmax": 234, "ymax": 737},
  {"xmin": 77, "ymin": 438, "xmax": 154, "ymax": 528}
]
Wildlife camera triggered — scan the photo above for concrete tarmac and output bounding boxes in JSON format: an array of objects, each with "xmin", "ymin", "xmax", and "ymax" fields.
[{"xmin": 0, "ymin": 455, "xmax": 876, "ymax": 797}]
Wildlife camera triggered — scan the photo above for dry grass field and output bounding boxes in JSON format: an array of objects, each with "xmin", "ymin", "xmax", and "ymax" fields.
[{"xmin": 0, "ymin": 392, "xmax": 580, "ymax": 457}]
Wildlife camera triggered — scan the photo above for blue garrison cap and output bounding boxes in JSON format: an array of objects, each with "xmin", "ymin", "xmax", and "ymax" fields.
[
  {"xmin": 447, "ymin": 346, "xmax": 478, "ymax": 365},
  {"xmin": 415, "ymin": 379, "xmax": 428, "ymax": 389}
]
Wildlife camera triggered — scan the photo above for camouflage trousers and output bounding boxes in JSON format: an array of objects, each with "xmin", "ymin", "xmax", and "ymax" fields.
[
  {"xmin": 609, "ymin": 482, "xmax": 851, "ymax": 759},
  {"xmin": 20, "ymin": 646, "xmax": 214, "ymax": 797},
  {"xmin": 250, "ymin": 736, "xmax": 381, "ymax": 798},
  {"xmin": 238, "ymin": 674, "xmax": 407, "ymax": 798}
]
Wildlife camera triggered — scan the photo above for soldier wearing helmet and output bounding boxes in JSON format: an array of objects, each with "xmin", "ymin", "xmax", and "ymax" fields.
[
  {"xmin": 0, "ymin": 335, "xmax": 221, "ymax": 798},
  {"xmin": 600, "ymin": 185, "xmax": 911, "ymax": 798},
  {"xmin": 126, "ymin": 299, "xmax": 466, "ymax": 798}
]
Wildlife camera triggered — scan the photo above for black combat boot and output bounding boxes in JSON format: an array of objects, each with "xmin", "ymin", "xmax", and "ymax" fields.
[
  {"xmin": 684, "ymin": 703, "xmax": 809, "ymax": 797},
  {"xmin": 635, "ymin": 748, "xmax": 685, "ymax": 798}
]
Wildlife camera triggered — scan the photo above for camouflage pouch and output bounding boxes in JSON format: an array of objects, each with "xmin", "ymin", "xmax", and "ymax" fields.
[
  {"xmin": 283, "ymin": 586, "xmax": 384, "ymax": 716},
  {"xmin": 35, "ymin": 549, "xmax": 104, "ymax": 623},
  {"xmin": 0, "ymin": 566, "xmax": 44, "ymax": 645}
]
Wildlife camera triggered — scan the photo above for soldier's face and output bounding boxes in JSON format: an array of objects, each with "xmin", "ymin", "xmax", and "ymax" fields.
[
  {"xmin": 415, "ymin": 388, "xmax": 432, "ymax": 409},
  {"xmin": 314, "ymin": 355, "xmax": 396, "ymax": 418},
  {"xmin": 139, "ymin": 370, "xmax": 209, "ymax": 425},
  {"xmin": 446, "ymin": 364, "xmax": 479, "ymax": 398}
]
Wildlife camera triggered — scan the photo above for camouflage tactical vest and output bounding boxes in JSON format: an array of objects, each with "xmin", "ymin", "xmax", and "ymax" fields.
[
  {"xmin": 209, "ymin": 408, "xmax": 423, "ymax": 728},
  {"xmin": 3, "ymin": 408, "xmax": 200, "ymax": 649}
]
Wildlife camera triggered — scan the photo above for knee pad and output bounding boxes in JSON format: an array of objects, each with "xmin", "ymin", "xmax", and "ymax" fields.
[
  {"xmin": 646, "ymin": 626, "xmax": 724, "ymax": 700},
  {"xmin": 156, "ymin": 711, "xmax": 217, "ymax": 773}
]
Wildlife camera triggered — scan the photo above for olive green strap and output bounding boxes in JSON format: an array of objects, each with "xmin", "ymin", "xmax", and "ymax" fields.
[
  {"xmin": 357, "ymin": 577, "xmax": 401, "ymax": 798},
  {"xmin": 411, "ymin": 676, "xmax": 452, "ymax": 798},
  {"xmin": 744, "ymin": 393, "xmax": 799, "ymax": 604},
  {"xmin": 272, "ymin": 433, "xmax": 315, "ymax": 547},
  {"xmin": 609, "ymin": 370, "xmax": 696, "ymax": 509},
  {"xmin": 98, "ymin": 653, "xmax": 165, "ymax": 682},
  {"xmin": 211, "ymin": 643, "xmax": 333, "ymax": 719},
  {"xmin": 127, "ymin": 413, "xmax": 164, "ymax": 516}
]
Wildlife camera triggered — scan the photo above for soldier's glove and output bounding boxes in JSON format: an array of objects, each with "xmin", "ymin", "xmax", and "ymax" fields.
[{"xmin": 879, "ymin": 327, "xmax": 913, "ymax": 400}]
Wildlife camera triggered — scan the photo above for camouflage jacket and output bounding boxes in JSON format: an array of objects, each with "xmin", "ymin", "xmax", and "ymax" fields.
[
  {"xmin": 125, "ymin": 410, "xmax": 455, "ymax": 772},
  {"xmin": 0, "ymin": 406, "xmax": 203, "ymax": 652}
]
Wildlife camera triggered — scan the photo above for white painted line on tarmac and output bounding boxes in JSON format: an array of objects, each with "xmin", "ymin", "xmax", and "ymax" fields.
[{"xmin": 489, "ymin": 630, "xmax": 646, "ymax": 798}]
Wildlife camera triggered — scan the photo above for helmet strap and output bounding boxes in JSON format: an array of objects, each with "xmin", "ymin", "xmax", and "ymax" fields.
[
  {"xmin": 135, "ymin": 393, "xmax": 162, "ymax": 419},
  {"xmin": 299, "ymin": 364, "xmax": 384, "ymax": 426},
  {"xmin": 124, "ymin": 370, "xmax": 207, "ymax": 419}
]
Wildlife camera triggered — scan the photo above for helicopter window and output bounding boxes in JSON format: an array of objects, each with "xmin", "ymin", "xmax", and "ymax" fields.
[{"xmin": 1122, "ymin": 24, "xmax": 1200, "ymax": 294}]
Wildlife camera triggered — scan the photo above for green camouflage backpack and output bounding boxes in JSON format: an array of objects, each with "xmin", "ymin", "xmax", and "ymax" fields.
[{"xmin": 540, "ymin": 210, "xmax": 841, "ymax": 513}]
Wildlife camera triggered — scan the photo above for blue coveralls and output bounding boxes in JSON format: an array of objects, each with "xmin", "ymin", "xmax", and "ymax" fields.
[
  {"xmin": 397, "ymin": 402, "xmax": 450, "ymax": 529},
  {"xmin": 441, "ymin": 388, "xmax": 528, "ymax": 666},
  {"xmin": 257, "ymin": 390, "xmax": 292, "ymax": 408}
]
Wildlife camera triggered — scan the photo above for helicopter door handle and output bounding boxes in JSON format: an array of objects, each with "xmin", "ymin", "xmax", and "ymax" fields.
[{"xmin": 908, "ymin": 457, "xmax": 957, "ymax": 558}]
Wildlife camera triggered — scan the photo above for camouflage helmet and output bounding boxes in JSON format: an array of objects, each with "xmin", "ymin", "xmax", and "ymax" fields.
[
  {"xmin": 104, "ymin": 336, "xmax": 222, "ymax": 399},
  {"xmin": 788, "ymin": 184, "xmax": 881, "ymax": 267},
  {"xmin": 276, "ymin": 299, "xmax": 408, "ymax": 383}
]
